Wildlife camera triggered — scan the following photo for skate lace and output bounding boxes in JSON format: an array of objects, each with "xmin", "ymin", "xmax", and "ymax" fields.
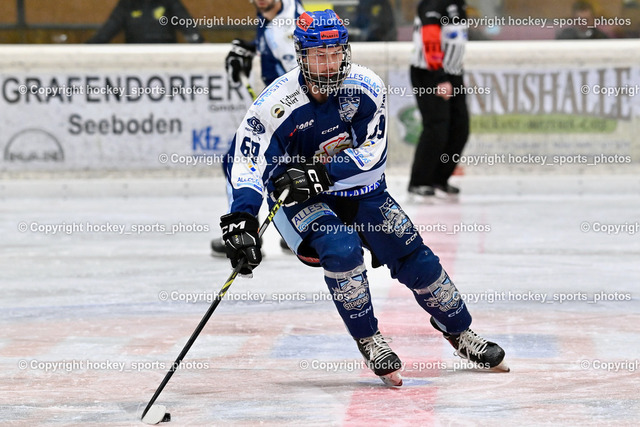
[
  {"xmin": 359, "ymin": 333, "xmax": 394, "ymax": 362},
  {"xmin": 456, "ymin": 329, "xmax": 488, "ymax": 357}
]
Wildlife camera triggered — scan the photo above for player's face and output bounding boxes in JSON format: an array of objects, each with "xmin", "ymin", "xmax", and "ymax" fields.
[
  {"xmin": 253, "ymin": 0, "xmax": 278, "ymax": 13},
  {"xmin": 304, "ymin": 45, "xmax": 344, "ymax": 82}
]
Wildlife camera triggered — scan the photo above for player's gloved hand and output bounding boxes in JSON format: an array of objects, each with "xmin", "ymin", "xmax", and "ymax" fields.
[
  {"xmin": 225, "ymin": 39, "xmax": 256, "ymax": 84},
  {"xmin": 272, "ymin": 162, "xmax": 333, "ymax": 206},
  {"xmin": 220, "ymin": 212, "xmax": 262, "ymax": 275}
]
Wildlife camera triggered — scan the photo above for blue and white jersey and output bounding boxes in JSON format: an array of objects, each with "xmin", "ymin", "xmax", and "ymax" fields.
[
  {"xmin": 225, "ymin": 64, "xmax": 389, "ymax": 216},
  {"xmin": 256, "ymin": 0, "xmax": 305, "ymax": 85}
]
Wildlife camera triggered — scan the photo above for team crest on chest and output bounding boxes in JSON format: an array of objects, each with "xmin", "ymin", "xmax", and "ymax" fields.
[
  {"xmin": 315, "ymin": 132, "xmax": 351, "ymax": 160},
  {"xmin": 338, "ymin": 96, "xmax": 360, "ymax": 122}
]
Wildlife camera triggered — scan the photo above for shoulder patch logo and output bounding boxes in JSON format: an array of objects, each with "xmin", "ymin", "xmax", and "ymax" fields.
[
  {"xmin": 338, "ymin": 97, "xmax": 360, "ymax": 122},
  {"xmin": 246, "ymin": 116, "xmax": 265, "ymax": 134},
  {"xmin": 271, "ymin": 104, "xmax": 286, "ymax": 119}
]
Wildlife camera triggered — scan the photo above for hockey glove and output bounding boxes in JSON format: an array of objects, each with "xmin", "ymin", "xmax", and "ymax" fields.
[
  {"xmin": 272, "ymin": 162, "xmax": 333, "ymax": 206},
  {"xmin": 225, "ymin": 39, "xmax": 256, "ymax": 84},
  {"xmin": 220, "ymin": 212, "xmax": 262, "ymax": 275}
]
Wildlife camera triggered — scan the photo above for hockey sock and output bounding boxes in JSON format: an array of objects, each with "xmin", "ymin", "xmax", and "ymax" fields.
[
  {"xmin": 324, "ymin": 264, "xmax": 378, "ymax": 339},
  {"xmin": 412, "ymin": 269, "xmax": 471, "ymax": 334}
]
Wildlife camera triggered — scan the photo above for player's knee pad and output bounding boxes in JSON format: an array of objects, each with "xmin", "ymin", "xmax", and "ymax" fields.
[
  {"xmin": 390, "ymin": 245, "xmax": 442, "ymax": 291},
  {"xmin": 311, "ymin": 229, "xmax": 363, "ymax": 272}
]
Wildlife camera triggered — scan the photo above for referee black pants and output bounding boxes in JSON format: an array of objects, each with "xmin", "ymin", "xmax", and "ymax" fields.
[{"xmin": 409, "ymin": 66, "xmax": 469, "ymax": 188}]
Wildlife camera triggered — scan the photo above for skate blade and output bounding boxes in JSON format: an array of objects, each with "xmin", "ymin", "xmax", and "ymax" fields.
[
  {"xmin": 490, "ymin": 361, "xmax": 510, "ymax": 373},
  {"xmin": 379, "ymin": 370, "xmax": 403, "ymax": 387},
  {"xmin": 406, "ymin": 194, "xmax": 436, "ymax": 205},
  {"xmin": 434, "ymin": 189, "xmax": 460, "ymax": 200}
]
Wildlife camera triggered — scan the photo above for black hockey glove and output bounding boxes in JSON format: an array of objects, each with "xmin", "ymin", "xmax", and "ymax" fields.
[
  {"xmin": 220, "ymin": 212, "xmax": 262, "ymax": 275},
  {"xmin": 225, "ymin": 39, "xmax": 256, "ymax": 84},
  {"xmin": 272, "ymin": 162, "xmax": 333, "ymax": 206}
]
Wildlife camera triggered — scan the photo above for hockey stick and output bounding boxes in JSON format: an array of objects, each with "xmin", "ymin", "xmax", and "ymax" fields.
[
  {"xmin": 141, "ymin": 188, "xmax": 289, "ymax": 424},
  {"xmin": 240, "ymin": 73, "xmax": 257, "ymax": 101}
]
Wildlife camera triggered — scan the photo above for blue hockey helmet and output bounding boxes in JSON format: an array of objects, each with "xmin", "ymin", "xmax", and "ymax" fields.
[{"xmin": 294, "ymin": 10, "xmax": 351, "ymax": 94}]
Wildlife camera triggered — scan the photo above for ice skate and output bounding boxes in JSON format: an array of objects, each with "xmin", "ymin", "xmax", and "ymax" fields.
[
  {"xmin": 356, "ymin": 331, "xmax": 403, "ymax": 386},
  {"xmin": 408, "ymin": 185, "xmax": 435, "ymax": 196},
  {"xmin": 430, "ymin": 317, "xmax": 510, "ymax": 372},
  {"xmin": 433, "ymin": 183, "xmax": 460, "ymax": 195}
]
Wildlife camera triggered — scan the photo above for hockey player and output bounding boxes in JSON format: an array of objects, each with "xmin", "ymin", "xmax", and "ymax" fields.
[
  {"xmin": 408, "ymin": 0, "xmax": 469, "ymax": 197},
  {"xmin": 87, "ymin": 0, "xmax": 203, "ymax": 44},
  {"xmin": 212, "ymin": 0, "xmax": 305, "ymax": 256},
  {"xmin": 220, "ymin": 9, "xmax": 508, "ymax": 386},
  {"xmin": 225, "ymin": 0, "xmax": 306, "ymax": 88}
]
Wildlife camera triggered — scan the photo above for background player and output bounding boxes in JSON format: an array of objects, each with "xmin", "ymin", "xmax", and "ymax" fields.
[
  {"xmin": 408, "ymin": 0, "xmax": 469, "ymax": 197},
  {"xmin": 212, "ymin": 0, "xmax": 305, "ymax": 256},
  {"xmin": 87, "ymin": 0, "xmax": 203, "ymax": 43},
  {"xmin": 224, "ymin": 0, "xmax": 305, "ymax": 88},
  {"xmin": 220, "ymin": 10, "xmax": 508, "ymax": 385}
]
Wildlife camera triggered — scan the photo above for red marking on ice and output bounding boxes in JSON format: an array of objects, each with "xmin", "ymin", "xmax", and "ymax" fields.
[{"xmin": 344, "ymin": 386, "xmax": 438, "ymax": 425}]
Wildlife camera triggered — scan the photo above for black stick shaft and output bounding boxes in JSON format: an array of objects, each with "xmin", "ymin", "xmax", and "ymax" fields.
[{"xmin": 141, "ymin": 189, "xmax": 288, "ymax": 420}]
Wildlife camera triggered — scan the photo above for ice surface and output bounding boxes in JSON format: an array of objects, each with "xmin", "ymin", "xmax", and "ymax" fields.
[{"xmin": 1, "ymin": 175, "xmax": 639, "ymax": 426}]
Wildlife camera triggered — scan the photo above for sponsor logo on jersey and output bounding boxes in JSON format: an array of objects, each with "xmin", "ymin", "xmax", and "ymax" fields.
[
  {"xmin": 255, "ymin": 76, "xmax": 289, "ymax": 106},
  {"xmin": 350, "ymin": 149, "xmax": 374, "ymax": 167},
  {"xmin": 292, "ymin": 202, "xmax": 335, "ymax": 232},
  {"xmin": 246, "ymin": 116, "xmax": 265, "ymax": 135},
  {"xmin": 338, "ymin": 96, "xmax": 360, "ymax": 122},
  {"xmin": 271, "ymin": 104, "xmax": 285, "ymax": 119},
  {"xmin": 280, "ymin": 88, "xmax": 301, "ymax": 107},
  {"xmin": 321, "ymin": 124, "xmax": 340, "ymax": 135},
  {"xmin": 237, "ymin": 174, "xmax": 262, "ymax": 191},
  {"xmin": 296, "ymin": 119, "xmax": 314, "ymax": 131},
  {"xmin": 344, "ymin": 73, "xmax": 382, "ymax": 97}
]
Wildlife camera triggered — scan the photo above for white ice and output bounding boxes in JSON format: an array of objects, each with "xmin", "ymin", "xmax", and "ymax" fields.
[{"xmin": 1, "ymin": 174, "xmax": 639, "ymax": 426}]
